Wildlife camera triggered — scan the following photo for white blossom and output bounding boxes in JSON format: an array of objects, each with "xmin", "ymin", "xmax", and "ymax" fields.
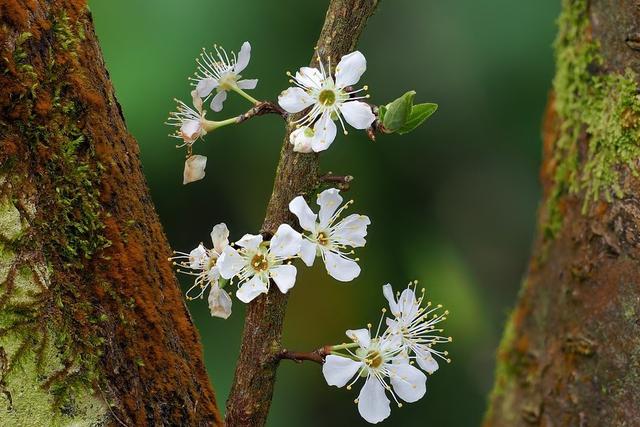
[
  {"xmin": 183, "ymin": 154, "xmax": 207, "ymax": 185},
  {"xmin": 383, "ymin": 282, "xmax": 452, "ymax": 374},
  {"xmin": 289, "ymin": 127, "xmax": 315, "ymax": 153},
  {"xmin": 289, "ymin": 188, "xmax": 370, "ymax": 282},
  {"xmin": 278, "ymin": 50, "xmax": 375, "ymax": 152},
  {"xmin": 217, "ymin": 224, "xmax": 302, "ymax": 303},
  {"xmin": 323, "ymin": 327, "xmax": 426, "ymax": 424},
  {"xmin": 192, "ymin": 41, "xmax": 258, "ymax": 112},
  {"xmin": 171, "ymin": 223, "xmax": 233, "ymax": 319},
  {"xmin": 167, "ymin": 90, "xmax": 209, "ymax": 146}
]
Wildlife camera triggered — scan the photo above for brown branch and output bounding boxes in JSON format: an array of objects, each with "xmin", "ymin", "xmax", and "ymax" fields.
[
  {"xmin": 224, "ymin": 1, "xmax": 381, "ymax": 426},
  {"xmin": 236, "ymin": 101, "xmax": 287, "ymax": 123},
  {"xmin": 319, "ymin": 172, "xmax": 354, "ymax": 191},
  {"xmin": 279, "ymin": 346, "xmax": 332, "ymax": 365}
]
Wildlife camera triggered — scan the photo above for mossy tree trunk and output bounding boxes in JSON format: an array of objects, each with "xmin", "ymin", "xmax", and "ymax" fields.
[
  {"xmin": 485, "ymin": 0, "xmax": 640, "ymax": 425},
  {"xmin": 0, "ymin": 1, "xmax": 220, "ymax": 425}
]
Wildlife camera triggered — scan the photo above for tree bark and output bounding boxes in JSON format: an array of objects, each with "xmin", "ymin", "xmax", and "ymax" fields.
[
  {"xmin": 224, "ymin": 1, "xmax": 380, "ymax": 425},
  {"xmin": 485, "ymin": 0, "xmax": 640, "ymax": 426},
  {"xmin": 0, "ymin": 1, "xmax": 220, "ymax": 425}
]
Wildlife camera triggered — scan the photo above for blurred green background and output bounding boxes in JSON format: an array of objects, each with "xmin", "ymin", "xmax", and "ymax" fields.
[{"xmin": 89, "ymin": 1, "xmax": 559, "ymax": 425}]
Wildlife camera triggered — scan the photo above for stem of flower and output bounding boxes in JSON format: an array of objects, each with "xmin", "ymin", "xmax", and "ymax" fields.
[
  {"xmin": 330, "ymin": 342, "xmax": 360, "ymax": 351},
  {"xmin": 232, "ymin": 86, "xmax": 260, "ymax": 105},
  {"xmin": 203, "ymin": 117, "xmax": 238, "ymax": 133}
]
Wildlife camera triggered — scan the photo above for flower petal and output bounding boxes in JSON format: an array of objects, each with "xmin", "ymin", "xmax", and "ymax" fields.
[
  {"xmin": 180, "ymin": 119, "xmax": 202, "ymax": 143},
  {"xmin": 237, "ymin": 78, "xmax": 258, "ymax": 90},
  {"xmin": 289, "ymin": 127, "xmax": 314, "ymax": 153},
  {"xmin": 390, "ymin": 361, "xmax": 427, "ymax": 403},
  {"xmin": 278, "ymin": 87, "xmax": 314, "ymax": 113},
  {"xmin": 332, "ymin": 214, "xmax": 370, "ymax": 247},
  {"xmin": 235, "ymin": 233, "xmax": 263, "ymax": 249},
  {"xmin": 335, "ymin": 51, "xmax": 367, "ymax": 88},
  {"xmin": 317, "ymin": 188, "xmax": 343, "ymax": 227},
  {"xmin": 217, "ymin": 246, "xmax": 245, "ymax": 279},
  {"xmin": 208, "ymin": 286, "xmax": 232, "ymax": 319},
  {"xmin": 183, "ymin": 155, "xmax": 207, "ymax": 185},
  {"xmin": 382, "ymin": 284, "xmax": 399, "ymax": 316},
  {"xmin": 416, "ymin": 347, "xmax": 439, "ymax": 374},
  {"xmin": 298, "ymin": 238, "xmax": 317, "ymax": 267},
  {"xmin": 323, "ymin": 250, "xmax": 360, "ymax": 282},
  {"xmin": 311, "ymin": 112, "xmax": 337, "ymax": 152},
  {"xmin": 357, "ymin": 377, "xmax": 391, "ymax": 424},
  {"xmin": 191, "ymin": 90, "xmax": 204, "ymax": 112},
  {"xmin": 289, "ymin": 196, "xmax": 317, "ymax": 232},
  {"xmin": 338, "ymin": 100, "xmax": 375, "ymax": 129},
  {"xmin": 346, "ymin": 328, "xmax": 371, "ymax": 348},
  {"xmin": 236, "ymin": 275, "xmax": 268, "ymax": 303},
  {"xmin": 210, "ymin": 90, "xmax": 228, "ymax": 112},
  {"xmin": 234, "ymin": 41, "xmax": 251, "ymax": 74},
  {"xmin": 322, "ymin": 355, "xmax": 362, "ymax": 387},
  {"xmin": 196, "ymin": 77, "xmax": 218, "ymax": 98},
  {"xmin": 270, "ymin": 224, "xmax": 302, "ymax": 257},
  {"xmin": 295, "ymin": 67, "xmax": 323, "ymax": 90},
  {"xmin": 188, "ymin": 244, "xmax": 208, "ymax": 269},
  {"xmin": 398, "ymin": 287, "xmax": 419, "ymax": 320},
  {"xmin": 210, "ymin": 223, "xmax": 229, "ymax": 254},
  {"xmin": 269, "ymin": 264, "xmax": 297, "ymax": 294}
]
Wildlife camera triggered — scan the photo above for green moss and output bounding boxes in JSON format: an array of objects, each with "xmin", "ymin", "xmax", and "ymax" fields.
[
  {"xmin": 544, "ymin": 0, "xmax": 640, "ymax": 238},
  {"xmin": 0, "ymin": 197, "xmax": 25, "ymax": 242}
]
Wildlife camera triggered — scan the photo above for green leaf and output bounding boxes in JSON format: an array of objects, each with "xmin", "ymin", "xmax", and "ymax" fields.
[
  {"xmin": 397, "ymin": 103, "xmax": 438, "ymax": 135},
  {"xmin": 382, "ymin": 90, "xmax": 415, "ymax": 132}
]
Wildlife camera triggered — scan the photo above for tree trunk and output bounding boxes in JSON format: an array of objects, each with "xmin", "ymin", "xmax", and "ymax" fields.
[
  {"xmin": 485, "ymin": 0, "xmax": 640, "ymax": 425},
  {"xmin": 0, "ymin": 1, "xmax": 221, "ymax": 425},
  {"xmin": 224, "ymin": 1, "xmax": 380, "ymax": 426}
]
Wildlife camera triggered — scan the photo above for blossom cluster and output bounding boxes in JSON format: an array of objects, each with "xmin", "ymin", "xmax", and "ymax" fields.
[
  {"xmin": 323, "ymin": 282, "xmax": 451, "ymax": 423},
  {"xmin": 171, "ymin": 188, "xmax": 369, "ymax": 318}
]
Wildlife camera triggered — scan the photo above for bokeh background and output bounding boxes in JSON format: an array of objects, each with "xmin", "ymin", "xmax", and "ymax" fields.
[{"xmin": 89, "ymin": 1, "xmax": 559, "ymax": 425}]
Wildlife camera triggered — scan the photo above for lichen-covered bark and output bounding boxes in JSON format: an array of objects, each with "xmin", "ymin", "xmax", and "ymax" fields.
[
  {"xmin": 0, "ymin": 1, "xmax": 220, "ymax": 425},
  {"xmin": 485, "ymin": 1, "xmax": 640, "ymax": 425},
  {"xmin": 224, "ymin": 1, "xmax": 380, "ymax": 425}
]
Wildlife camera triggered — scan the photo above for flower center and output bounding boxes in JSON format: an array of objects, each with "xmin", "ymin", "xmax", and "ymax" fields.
[
  {"xmin": 218, "ymin": 72, "xmax": 238, "ymax": 91},
  {"xmin": 316, "ymin": 231, "xmax": 330, "ymax": 246},
  {"xmin": 303, "ymin": 127, "xmax": 315, "ymax": 138},
  {"xmin": 365, "ymin": 351, "xmax": 383, "ymax": 369},
  {"xmin": 251, "ymin": 253, "xmax": 269, "ymax": 272},
  {"xmin": 318, "ymin": 89, "xmax": 336, "ymax": 106}
]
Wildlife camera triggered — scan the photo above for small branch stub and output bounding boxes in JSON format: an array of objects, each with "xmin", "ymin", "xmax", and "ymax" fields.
[{"xmin": 279, "ymin": 346, "xmax": 332, "ymax": 364}]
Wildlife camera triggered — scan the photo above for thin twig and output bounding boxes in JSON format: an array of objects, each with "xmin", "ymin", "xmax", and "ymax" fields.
[
  {"xmin": 279, "ymin": 346, "xmax": 332, "ymax": 365},
  {"xmin": 319, "ymin": 172, "xmax": 354, "ymax": 191},
  {"xmin": 236, "ymin": 101, "xmax": 287, "ymax": 123}
]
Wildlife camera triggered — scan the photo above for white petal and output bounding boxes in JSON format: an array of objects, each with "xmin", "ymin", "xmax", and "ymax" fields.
[
  {"xmin": 179, "ymin": 119, "xmax": 202, "ymax": 143},
  {"xmin": 236, "ymin": 233, "xmax": 263, "ymax": 249},
  {"xmin": 335, "ymin": 51, "xmax": 367, "ymax": 88},
  {"xmin": 217, "ymin": 246, "xmax": 245, "ymax": 279},
  {"xmin": 196, "ymin": 77, "xmax": 218, "ymax": 98},
  {"xmin": 270, "ymin": 224, "xmax": 302, "ymax": 257},
  {"xmin": 322, "ymin": 355, "xmax": 362, "ymax": 387},
  {"xmin": 416, "ymin": 347, "xmax": 439, "ymax": 374},
  {"xmin": 298, "ymin": 238, "xmax": 317, "ymax": 267},
  {"xmin": 188, "ymin": 244, "xmax": 208, "ymax": 269},
  {"xmin": 183, "ymin": 155, "xmax": 207, "ymax": 185},
  {"xmin": 295, "ymin": 67, "xmax": 323, "ymax": 90},
  {"xmin": 317, "ymin": 188, "xmax": 343, "ymax": 227},
  {"xmin": 210, "ymin": 223, "xmax": 229, "ymax": 254},
  {"xmin": 269, "ymin": 264, "xmax": 297, "ymax": 294},
  {"xmin": 236, "ymin": 275, "xmax": 268, "ymax": 303},
  {"xmin": 398, "ymin": 288, "xmax": 419, "ymax": 320},
  {"xmin": 382, "ymin": 284, "xmax": 399, "ymax": 316},
  {"xmin": 278, "ymin": 87, "xmax": 314, "ymax": 113},
  {"xmin": 289, "ymin": 196, "xmax": 317, "ymax": 232},
  {"xmin": 390, "ymin": 361, "xmax": 427, "ymax": 403},
  {"xmin": 338, "ymin": 100, "xmax": 375, "ymax": 130},
  {"xmin": 208, "ymin": 286, "xmax": 232, "ymax": 319},
  {"xmin": 311, "ymin": 112, "xmax": 337, "ymax": 153},
  {"xmin": 210, "ymin": 90, "xmax": 228, "ymax": 112},
  {"xmin": 237, "ymin": 79, "xmax": 258, "ymax": 90},
  {"xmin": 357, "ymin": 377, "xmax": 391, "ymax": 424},
  {"xmin": 332, "ymin": 214, "xmax": 370, "ymax": 247},
  {"xmin": 289, "ymin": 127, "xmax": 314, "ymax": 153},
  {"xmin": 191, "ymin": 90, "xmax": 204, "ymax": 112},
  {"xmin": 234, "ymin": 41, "xmax": 251, "ymax": 74},
  {"xmin": 346, "ymin": 328, "xmax": 371, "ymax": 348},
  {"xmin": 323, "ymin": 250, "xmax": 360, "ymax": 282}
]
